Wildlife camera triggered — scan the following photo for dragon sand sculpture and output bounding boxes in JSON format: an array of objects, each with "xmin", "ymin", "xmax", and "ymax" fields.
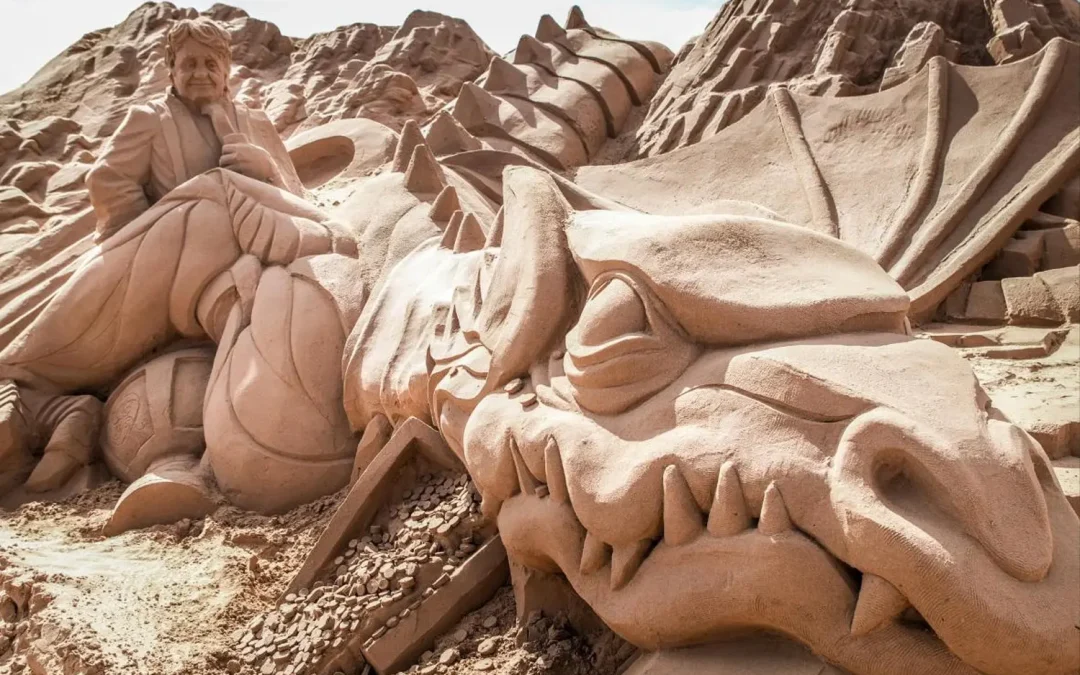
[{"xmin": 0, "ymin": 5, "xmax": 1078, "ymax": 674}]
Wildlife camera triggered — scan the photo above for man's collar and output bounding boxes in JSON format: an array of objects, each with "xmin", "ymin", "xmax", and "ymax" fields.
[{"xmin": 167, "ymin": 87, "xmax": 237, "ymax": 117}]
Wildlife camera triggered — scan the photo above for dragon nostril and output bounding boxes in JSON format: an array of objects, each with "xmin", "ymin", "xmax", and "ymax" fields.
[{"xmin": 871, "ymin": 450, "xmax": 948, "ymax": 521}]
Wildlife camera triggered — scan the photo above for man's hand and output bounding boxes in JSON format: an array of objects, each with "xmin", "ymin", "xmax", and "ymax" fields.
[{"xmin": 220, "ymin": 132, "xmax": 277, "ymax": 183}]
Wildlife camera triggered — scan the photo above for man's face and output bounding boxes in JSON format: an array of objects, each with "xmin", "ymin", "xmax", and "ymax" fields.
[{"xmin": 171, "ymin": 40, "xmax": 228, "ymax": 107}]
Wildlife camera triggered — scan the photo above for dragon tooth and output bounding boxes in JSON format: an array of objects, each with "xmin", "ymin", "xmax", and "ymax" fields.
[
  {"xmin": 758, "ymin": 482, "xmax": 792, "ymax": 535},
  {"xmin": 851, "ymin": 574, "xmax": 909, "ymax": 636},
  {"xmin": 543, "ymin": 437, "xmax": 569, "ymax": 503},
  {"xmin": 580, "ymin": 531, "xmax": 608, "ymax": 575},
  {"xmin": 663, "ymin": 465, "xmax": 704, "ymax": 546},
  {"xmin": 509, "ymin": 437, "xmax": 541, "ymax": 496},
  {"xmin": 707, "ymin": 461, "xmax": 750, "ymax": 536},
  {"xmin": 610, "ymin": 539, "xmax": 651, "ymax": 590},
  {"xmin": 480, "ymin": 494, "xmax": 500, "ymax": 521}
]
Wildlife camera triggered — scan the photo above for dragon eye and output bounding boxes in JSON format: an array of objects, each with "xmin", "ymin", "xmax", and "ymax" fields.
[
  {"xmin": 575, "ymin": 277, "xmax": 646, "ymax": 347},
  {"xmin": 565, "ymin": 272, "xmax": 697, "ymax": 415}
]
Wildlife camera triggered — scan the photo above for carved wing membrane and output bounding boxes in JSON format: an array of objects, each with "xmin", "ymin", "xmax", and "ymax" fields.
[{"xmin": 575, "ymin": 40, "xmax": 1080, "ymax": 319}]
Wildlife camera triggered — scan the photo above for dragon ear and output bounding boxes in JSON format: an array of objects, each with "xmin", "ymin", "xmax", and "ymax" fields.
[{"xmin": 476, "ymin": 166, "xmax": 576, "ymax": 388}]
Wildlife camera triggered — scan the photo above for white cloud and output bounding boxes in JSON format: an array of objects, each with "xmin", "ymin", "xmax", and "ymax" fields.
[{"xmin": 0, "ymin": 1, "xmax": 720, "ymax": 95}]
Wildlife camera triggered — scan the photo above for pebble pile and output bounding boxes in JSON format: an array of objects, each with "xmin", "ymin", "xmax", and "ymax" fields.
[
  {"xmin": 402, "ymin": 603, "xmax": 622, "ymax": 675},
  {"xmin": 231, "ymin": 471, "xmax": 484, "ymax": 675}
]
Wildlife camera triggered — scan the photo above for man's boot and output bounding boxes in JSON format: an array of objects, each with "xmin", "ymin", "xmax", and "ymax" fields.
[
  {"xmin": 0, "ymin": 380, "xmax": 35, "ymax": 494},
  {"xmin": 22, "ymin": 392, "xmax": 103, "ymax": 493}
]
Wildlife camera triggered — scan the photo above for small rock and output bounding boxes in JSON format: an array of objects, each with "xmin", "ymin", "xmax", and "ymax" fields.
[
  {"xmin": 482, "ymin": 616, "xmax": 498, "ymax": 629},
  {"xmin": 451, "ymin": 629, "xmax": 468, "ymax": 643},
  {"xmin": 438, "ymin": 648, "xmax": 460, "ymax": 666},
  {"xmin": 0, "ymin": 598, "xmax": 17, "ymax": 623},
  {"xmin": 226, "ymin": 659, "xmax": 241, "ymax": 673},
  {"xmin": 504, "ymin": 378, "xmax": 524, "ymax": 394},
  {"xmin": 475, "ymin": 658, "xmax": 494, "ymax": 671},
  {"xmin": 477, "ymin": 637, "xmax": 498, "ymax": 656}
]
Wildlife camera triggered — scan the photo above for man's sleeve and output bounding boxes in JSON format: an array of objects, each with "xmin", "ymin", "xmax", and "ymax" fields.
[
  {"xmin": 85, "ymin": 105, "xmax": 158, "ymax": 237},
  {"xmin": 251, "ymin": 109, "xmax": 305, "ymax": 197}
]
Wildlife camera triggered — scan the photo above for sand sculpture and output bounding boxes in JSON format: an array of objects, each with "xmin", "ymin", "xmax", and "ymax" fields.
[{"xmin": 0, "ymin": 3, "xmax": 1078, "ymax": 674}]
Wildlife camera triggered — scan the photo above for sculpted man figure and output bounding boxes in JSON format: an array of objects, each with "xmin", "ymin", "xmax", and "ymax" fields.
[
  {"xmin": 0, "ymin": 17, "xmax": 363, "ymax": 509},
  {"xmin": 87, "ymin": 17, "xmax": 303, "ymax": 239}
]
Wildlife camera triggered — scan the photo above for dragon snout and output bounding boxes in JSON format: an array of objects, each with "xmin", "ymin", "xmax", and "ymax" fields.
[{"xmin": 832, "ymin": 408, "xmax": 1052, "ymax": 583}]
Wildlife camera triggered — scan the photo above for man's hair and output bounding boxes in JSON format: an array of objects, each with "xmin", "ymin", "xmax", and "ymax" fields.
[{"xmin": 166, "ymin": 17, "xmax": 232, "ymax": 69}]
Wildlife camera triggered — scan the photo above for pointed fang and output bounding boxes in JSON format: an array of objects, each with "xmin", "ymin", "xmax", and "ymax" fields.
[
  {"xmin": 851, "ymin": 574, "xmax": 909, "ymax": 636},
  {"xmin": 580, "ymin": 531, "xmax": 608, "ymax": 575},
  {"xmin": 707, "ymin": 462, "xmax": 750, "ymax": 537},
  {"xmin": 758, "ymin": 482, "xmax": 792, "ymax": 536},
  {"xmin": 543, "ymin": 438, "xmax": 569, "ymax": 503},
  {"xmin": 663, "ymin": 465, "xmax": 703, "ymax": 546},
  {"xmin": 509, "ymin": 437, "xmax": 540, "ymax": 496},
  {"xmin": 610, "ymin": 539, "xmax": 651, "ymax": 590}
]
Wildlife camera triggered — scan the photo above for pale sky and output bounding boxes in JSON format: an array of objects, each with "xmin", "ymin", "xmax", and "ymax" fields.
[{"xmin": 0, "ymin": 0, "xmax": 721, "ymax": 95}]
